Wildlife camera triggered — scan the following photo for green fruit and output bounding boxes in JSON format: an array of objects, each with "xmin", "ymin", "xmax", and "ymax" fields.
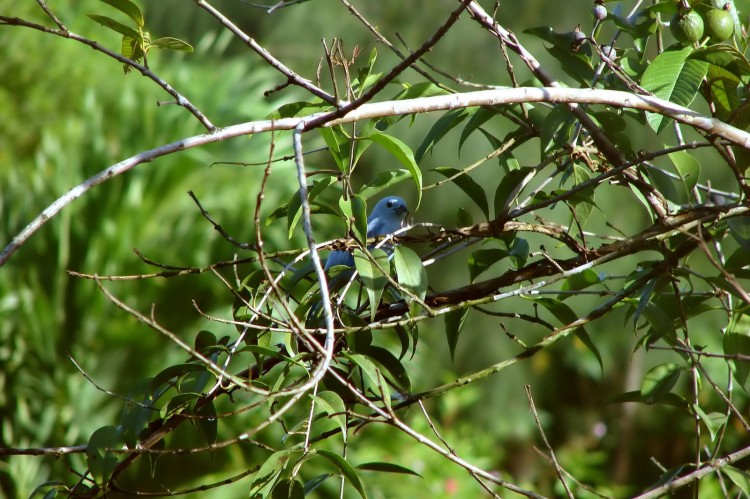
[
  {"xmin": 705, "ymin": 9, "xmax": 734, "ymax": 41},
  {"xmin": 670, "ymin": 11, "xmax": 704, "ymax": 44}
]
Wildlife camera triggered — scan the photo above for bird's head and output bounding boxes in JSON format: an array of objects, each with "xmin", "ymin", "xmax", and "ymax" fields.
[{"xmin": 366, "ymin": 196, "xmax": 409, "ymax": 236}]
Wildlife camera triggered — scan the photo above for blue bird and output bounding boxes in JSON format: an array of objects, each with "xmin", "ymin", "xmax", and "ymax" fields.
[{"xmin": 325, "ymin": 196, "xmax": 409, "ymax": 270}]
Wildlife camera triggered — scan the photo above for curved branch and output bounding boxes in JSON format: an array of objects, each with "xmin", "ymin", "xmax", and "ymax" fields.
[{"xmin": 3, "ymin": 86, "xmax": 750, "ymax": 266}]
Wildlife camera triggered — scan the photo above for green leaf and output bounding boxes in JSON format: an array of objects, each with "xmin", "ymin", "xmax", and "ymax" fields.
[
  {"xmin": 339, "ymin": 196, "xmax": 367, "ymax": 244},
  {"xmin": 530, "ymin": 297, "xmax": 603, "ymax": 375},
  {"xmin": 722, "ymin": 465, "xmax": 750, "ymax": 497},
  {"xmin": 315, "ymin": 450, "xmax": 367, "ymax": 499},
  {"xmin": 369, "ymin": 133, "xmax": 422, "ymax": 207},
  {"xmin": 668, "ymin": 150, "xmax": 701, "ymax": 198},
  {"xmin": 640, "ymin": 364, "xmax": 682, "ymax": 404},
  {"xmin": 459, "ymin": 107, "xmax": 497, "ymax": 152},
  {"xmin": 150, "ymin": 363, "xmax": 206, "ymax": 392},
  {"xmin": 311, "ymin": 391, "xmax": 348, "ymax": 435},
  {"xmin": 494, "ymin": 167, "xmax": 535, "ymax": 216},
  {"xmin": 100, "ymin": 0, "xmax": 144, "ymax": 27},
  {"xmin": 723, "ymin": 332, "xmax": 750, "ymax": 392},
  {"xmin": 415, "ymin": 108, "xmax": 471, "ymax": 162},
  {"xmin": 194, "ymin": 401, "xmax": 217, "ymax": 447},
  {"xmin": 353, "ymin": 248, "xmax": 389, "ymax": 321},
  {"xmin": 271, "ymin": 479, "xmax": 305, "ymax": 499},
  {"xmin": 319, "ymin": 126, "xmax": 348, "ymax": 172},
  {"xmin": 250, "ymin": 450, "xmax": 298, "ymax": 497},
  {"xmin": 445, "ymin": 308, "xmax": 469, "ymax": 362},
  {"xmin": 86, "ymin": 426, "xmax": 122, "ymax": 487},
  {"xmin": 343, "ymin": 353, "xmax": 382, "ymax": 388},
  {"xmin": 287, "ymin": 176, "xmax": 336, "ymax": 239},
  {"xmin": 365, "ymin": 345, "xmax": 411, "ymax": 392},
  {"xmin": 393, "ymin": 246, "xmax": 428, "ymax": 305},
  {"xmin": 523, "ymin": 26, "xmax": 595, "ymax": 85},
  {"xmin": 468, "ymin": 248, "xmax": 507, "ymax": 283},
  {"xmin": 358, "ymin": 169, "xmax": 412, "ymax": 200},
  {"xmin": 641, "ymin": 46, "xmax": 709, "ymax": 134},
  {"xmin": 432, "ymin": 167, "xmax": 489, "ymax": 220},
  {"xmin": 357, "ymin": 462, "xmax": 423, "ymax": 477},
  {"xmin": 693, "ymin": 405, "xmax": 726, "ymax": 442},
  {"xmin": 87, "ymin": 14, "xmax": 141, "ymax": 39},
  {"xmin": 540, "ymin": 104, "xmax": 576, "ymax": 156},
  {"xmin": 149, "ymin": 37, "xmax": 194, "ymax": 52}
]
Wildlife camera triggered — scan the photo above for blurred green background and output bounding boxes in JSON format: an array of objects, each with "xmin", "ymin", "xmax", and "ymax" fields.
[{"xmin": 2, "ymin": 0, "xmax": 747, "ymax": 497}]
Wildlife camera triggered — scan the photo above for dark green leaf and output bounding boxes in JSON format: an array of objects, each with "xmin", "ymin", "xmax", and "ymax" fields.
[
  {"xmin": 723, "ymin": 332, "xmax": 750, "ymax": 392},
  {"xmin": 287, "ymin": 176, "xmax": 336, "ymax": 238},
  {"xmin": 433, "ymin": 167, "xmax": 489, "ymax": 220},
  {"xmin": 249, "ymin": 450, "xmax": 298, "ymax": 497},
  {"xmin": 530, "ymin": 297, "xmax": 603, "ymax": 374},
  {"xmin": 194, "ymin": 401, "xmax": 217, "ymax": 447},
  {"xmin": 366, "ymin": 345, "xmax": 411, "ymax": 392},
  {"xmin": 315, "ymin": 450, "xmax": 367, "ymax": 499},
  {"xmin": 271, "ymin": 479, "xmax": 305, "ymax": 499},
  {"xmin": 445, "ymin": 308, "xmax": 469, "ymax": 362},
  {"xmin": 357, "ymin": 462, "xmax": 423, "ymax": 477},
  {"xmin": 459, "ymin": 107, "xmax": 497, "ymax": 152},
  {"xmin": 494, "ymin": 167, "xmax": 535, "ymax": 216},
  {"xmin": 468, "ymin": 248, "xmax": 508, "ymax": 282},
  {"xmin": 86, "ymin": 426, "xmax": 122, "ymax": 486},
  {"xmin": 415, "ymin": 108, "xmax": 471, "ymax": 163}
]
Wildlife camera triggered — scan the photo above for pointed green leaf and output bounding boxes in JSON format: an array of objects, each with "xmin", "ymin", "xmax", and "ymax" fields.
[
  {"xmin": 365, "ymin": 345, "xmax": 411, "ymax": 392},
  {"xmin": 359, "ymin": 169, "xmax": 412, "ymax": 200},
  {"xmin": 459, "ymin": 107, "xmax": 497, "ymax": 152},
  {"xmin": 287, "ymin": 176, "xmax": 336, "ymax": 238},
  {"xmin": 311, "ymin": 391, "xmax": 348, "ymax": 435},
  {"xmin": 530, "ymin": 297, "xmax": 603, "ymax": 375},
  {"xmin": 86, "ymin": 426, "xmax": 122, "ymax": 487},
  {"xmin": 100, "ymin": 0, "xmax": 144, "ymax": 27},
  {"xmin": 494, "ymin": 167, "xmax": 536, "ymax": 216},
  {"xmin": 357, "ymin": 462, "xmax": 423, "ymax": 478},
  {"xmin": 315, "ymin": 450, "xmax": 367, "ymax": 499},
  {"xmin": 353, "ymin": 248, "xmax": 389, "ymax": 321},
  {"xmin": 723, "ymin": 332, "xmax": 750, "ymax": 392},
  {"xmin": 150, "ymin": 37, "xmax": 194, "ymax": 52},
  {"xmin": 641, "ymin": 46, "xmax": 709, "ymax": 133},
  {"xmin": 195, "ymin": 401, "xmax": 217, "ymax": 446},
  {"xmin": 445, "ymin": 308, "xmax": 469, "ymax": 362},
  {"xmin": 415, "ymin": 108, "xmax": 471, "ymax": 162},
  {"xmin": 668, "ymin": 149, "xmax": 700, "ymax": 195},
  {"xmin": 393, "ymin": 246, "xmax": 427, "ymax": 303},
  {"xmin": 250, "ymin": 450, "xmax": 298, "ymax": 496},
  {"xmin": 722, "ymin": 466, "xmax": 750, "ymax": 497},
  {"xmin": 369, "ymin": 133, "xmax": 422, "ymax": 207},
  {"xmin": 640, "ymin": 364, "xmax": 682, "ymax": 404},
  {"xmin": 433, "ymin": 167, "xmax": 489, "ymax": 220},
  {"xmin": 467, "ymin": 249, "xmax": 508, "ymax": 283},
  {"xmin": 87, "ymin": 14, "xmax": 141, "ymax": 39}
]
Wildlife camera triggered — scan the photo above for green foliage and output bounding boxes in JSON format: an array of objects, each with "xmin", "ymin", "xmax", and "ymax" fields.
[{"xmin": 3, "ymin": 0, "xmax": 750, "ymax": 498}]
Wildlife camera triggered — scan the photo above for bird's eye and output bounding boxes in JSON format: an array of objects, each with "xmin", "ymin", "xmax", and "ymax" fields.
[{"xmin": 387, "ymin": 200, "xmax": 395, "ymax": 208}]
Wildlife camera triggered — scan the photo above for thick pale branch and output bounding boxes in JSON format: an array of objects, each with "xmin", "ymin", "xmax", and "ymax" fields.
[{"xmin": 3, "ymin": 86, "xmax": 749, "ymax": 266}]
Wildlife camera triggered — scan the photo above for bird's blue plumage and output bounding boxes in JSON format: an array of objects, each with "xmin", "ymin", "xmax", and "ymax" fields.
[{"xmin": 325, "ymin": 196, "xmax": 408, "ymax": 270}]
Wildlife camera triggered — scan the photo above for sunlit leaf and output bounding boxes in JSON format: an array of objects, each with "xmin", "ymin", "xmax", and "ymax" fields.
[{"xmin": 641, "ymin": 46, "xmax": 708, "ymax": 133}]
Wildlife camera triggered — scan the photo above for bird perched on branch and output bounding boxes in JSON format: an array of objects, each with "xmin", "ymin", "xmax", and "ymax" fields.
[{"xmin": 325, "ymin": 196, "xmax": 409, "ymax": 270}]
